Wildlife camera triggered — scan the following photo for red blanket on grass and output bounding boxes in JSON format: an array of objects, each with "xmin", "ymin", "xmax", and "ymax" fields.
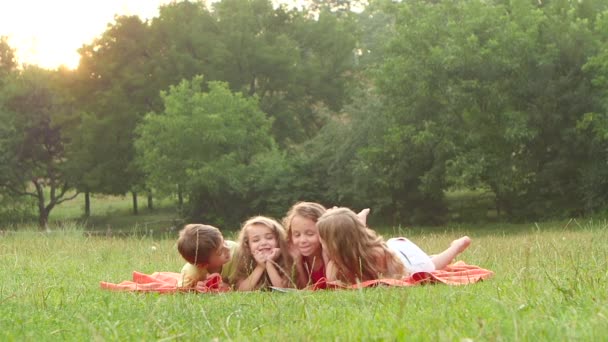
[
  {"xmin": 100, "ymin": 261, "xmax": 493, "ymax": 293},
  {"xmin": 311, "ymin": 261, "xmax": 494, "ymax": 290},
  {"xmin": 100, "ymin": 272, "xmax": 229, "ymax": 293}
]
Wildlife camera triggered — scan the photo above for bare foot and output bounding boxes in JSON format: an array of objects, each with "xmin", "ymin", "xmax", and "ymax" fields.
[
  {"xmin": 356, "ymin": 208, "xmax": 370, "ymax": 226},
  {"xmin": 451, "ymin": 236, "xmax": 471, "ymax": 254},
  {"xmin": 431, "ymin": 236, "xmax": 472, "ymax": 270}
]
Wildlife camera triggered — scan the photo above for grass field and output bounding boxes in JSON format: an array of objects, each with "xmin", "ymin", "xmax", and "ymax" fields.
[
  {"xmin": 46, "ymin": 193, "xmax": 184, "ymax": 233},
  {"xmin": 1, "ymin": 219, "xmax": 607, "ymax": 340}
]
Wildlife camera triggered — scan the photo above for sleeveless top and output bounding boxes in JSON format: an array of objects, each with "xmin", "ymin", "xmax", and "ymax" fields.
[{"xmin": 306, "ymin": 260, "xmax": 326, "ymax": 284}]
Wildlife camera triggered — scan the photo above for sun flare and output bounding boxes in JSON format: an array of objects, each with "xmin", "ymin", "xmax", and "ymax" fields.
[{"xmin": 0, "ymin": 1, "xmax": 172, "ymax": 70}]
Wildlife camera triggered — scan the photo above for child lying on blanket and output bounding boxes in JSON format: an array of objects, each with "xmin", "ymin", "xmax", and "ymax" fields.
[
  {"xmin": 317, "ymin": 207, "xmax": 471, "ymax": 285},
  {"xmin": 231, "ymin": 216, "xmax": 295, "ymax": 291},
  {"xmin": 176, "ymin": 224, "xmax": 237, "ymax": 289},
  {"xmin": 283, "ymin": 202, "xmax": 327, "ymax": 289},
  {"xmin": 283, "ymin": 202, "xmax": 371, "ymax": 288}
]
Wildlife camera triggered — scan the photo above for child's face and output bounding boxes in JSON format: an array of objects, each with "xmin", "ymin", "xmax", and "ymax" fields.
[
  {"xmin": 247, "ymin": 224, "xmax": 278, "ymax": 256},
  {"xmin": 290, "ymin": 215, "xmax": 321, "ymax": 257},
  {"xmin": 207, "ymin": 238, "xmax": 231, "ymax": 269}
]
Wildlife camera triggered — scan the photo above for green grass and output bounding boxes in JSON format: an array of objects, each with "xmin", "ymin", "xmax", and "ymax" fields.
[
  {"xmin": 47, "ymin": 193, "xmax": 184, "ymax": 233},
  {"xmin": 1, "ymin": 222, "xmax": 607, "ymax": 340}
]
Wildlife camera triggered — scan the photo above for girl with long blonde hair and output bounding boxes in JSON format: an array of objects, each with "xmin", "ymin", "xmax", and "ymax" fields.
[
  {"xmin": 317, "ymin": 207, "xmax": 471, "ymax": 284},
  {"xmin": 231, "ymin": 216, "xmax": 295, "ymax": 290},
  {"xmin": 283, "ymin": 202, "xmax": 327, "ymax": 288}
]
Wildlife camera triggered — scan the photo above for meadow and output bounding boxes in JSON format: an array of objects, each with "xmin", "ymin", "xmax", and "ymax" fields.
[{"xmin": 1, "ymin": 213, "xmax": 607, "ymax": 340}]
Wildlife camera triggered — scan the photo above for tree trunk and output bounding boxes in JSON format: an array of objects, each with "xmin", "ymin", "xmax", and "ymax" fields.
[
  {"xmin": 132, "ymin": 191, "xmax": 138, "ymax": 215},
  {"xmin": 147, "ymin": 193, "xmax": 153, "ymax": 210},
  {"xmin": 33, "ymin": 180, "xmax": 48, "ymax": 231},
  {"xmin": 84, "ymin": 191, "xmax": 91, "ymax": 217},
  {"xmin": 38, "ymin": 208, "xmax": 49, "ymax": 231},
  {"xmin": 177, "ymin": 185, "xmax": 184, "ymax": 208}
]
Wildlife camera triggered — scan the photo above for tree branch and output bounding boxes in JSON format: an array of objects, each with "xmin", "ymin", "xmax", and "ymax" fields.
[
  {"xmin": 4, "ymin": 184, "xmax": 38, "ymax": 198},
  {"xmin": 54, "ymin": 191, "xmax": 80, "ymax": 206}
]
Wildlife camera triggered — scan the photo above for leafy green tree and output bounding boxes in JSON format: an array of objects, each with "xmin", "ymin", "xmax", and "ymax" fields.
[
  {"xmin": 372, "ymin": 0, "xmax": 602, "ymax": 221},
  {"xmin": 210, "ymin": 0, "xmax": 357, "ymax": 145},
  {"xmin": 577, "ymin": 9, "xmax": 608, "ymax": 214},
  {"xmin": 0, "ymin": 67, "xmax": 79, "ymax": 229},
  {"xmin": 73, "ymin": 16, "xmax": 154, "ymax": 214},
  {"xmin": 147, "ymin": 1, "xmax": 217, "ymax": 104},
  {"xmin": 135, "ymin": 76, "xmax": 276, "ymax": 226},
  {"xmin": 0, "ymin": 36, "xmax": 17, "ymax": 81}
]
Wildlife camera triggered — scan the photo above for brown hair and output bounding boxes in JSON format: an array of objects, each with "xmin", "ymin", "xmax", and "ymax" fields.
[
  {"xmin": 231, "ymin": 216, "xmax": 295, "ymax": 289},
  {"xmin": 317, "ymin": 207, "xmax": 407, "ymax": 283},
  {"xmin": 177, "ymin": 224, "xmax": 223, "ymax": 265},
  {"xmin": 282, "ymin": 202, "xmax": 327, "ymax": 241}
]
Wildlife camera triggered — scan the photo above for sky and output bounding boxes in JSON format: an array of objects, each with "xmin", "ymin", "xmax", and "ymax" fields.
[{"xmin": 0, "ymin": 1, "xmax": 174, "ymax": 69}]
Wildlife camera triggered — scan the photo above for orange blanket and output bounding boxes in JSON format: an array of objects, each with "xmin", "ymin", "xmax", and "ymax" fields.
[
  {"xmin": 311, "ymin": 261, "xmax": 494, "ymax": 290},
  {"xmin": 100, "ymin": 272, "xmax": 228, "ymax": 293},
  {"xmin": 100, "ymin": 261, "xmax": 493, "ymax": 293}
]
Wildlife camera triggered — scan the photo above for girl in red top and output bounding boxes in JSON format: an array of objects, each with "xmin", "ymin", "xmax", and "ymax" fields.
[{"xmin": 283, "ymin": 202, "xmax": 370, "ymax": 288}]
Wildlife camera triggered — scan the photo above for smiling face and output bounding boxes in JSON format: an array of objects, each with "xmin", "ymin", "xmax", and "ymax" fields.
[
  {"xmin": 247, "ymin": 224, "xmax": 278, "ymax": 256},
  {"xmin": 290, "ymin": 215, "xmax": 322, "ymax": 257}
]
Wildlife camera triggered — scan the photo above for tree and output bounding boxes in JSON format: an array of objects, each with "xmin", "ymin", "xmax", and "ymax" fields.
[
  {"xmin": 577, "ymin": 9, "xmax": 608, "ymax": 214},
  {"xmin": 73, "ymin": 16, "xmax": 154, "ymax": 214},
  {"xmin": 210, "ymin": 0, "xmax": 358, "ymax": 145},
  {"xmin": 0, "ymin": 66, "xmax": 79, "ymax": 229},
  {"xmin": 135, "ymin": 76, "xmax": 276, "ymax": 226},
  {"xmin": 0, "ymin": 36, "xmax": 17, "ymax": 81},
  {"xmin": 372, "ymin": 0, "xmax": 602, "ymax": 221}
]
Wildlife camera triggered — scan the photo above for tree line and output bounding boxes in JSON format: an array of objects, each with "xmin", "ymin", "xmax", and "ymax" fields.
[{"xmin": 2, "ymin": 0, "xmax": 608, "ymax": 229}]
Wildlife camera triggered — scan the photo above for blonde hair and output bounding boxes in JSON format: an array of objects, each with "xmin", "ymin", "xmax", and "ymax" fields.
[
  {"xmin": 317, "ymin": 207, "xmax": 407, "ymax": 283},
  {"xmin": 231, "ymin": 216, "xmax": 295, "ymax": 289},
  {"xmin": 282, "ymin": 201, "xmax": 327, "ymax": 241},
  {"xmin": 177, "ymin": 224, "xmax": 223, "ymax": 265}
]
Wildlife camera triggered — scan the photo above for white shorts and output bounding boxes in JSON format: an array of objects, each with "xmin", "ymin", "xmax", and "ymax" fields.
[{"xmin": 386, "ymin": 237, "xmax": 435, "ymax": 273}]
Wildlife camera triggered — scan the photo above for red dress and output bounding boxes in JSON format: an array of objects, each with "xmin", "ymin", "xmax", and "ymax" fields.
[{"xmin": 306, "ymin": 260, "xmax": 326, "ymax": 284}]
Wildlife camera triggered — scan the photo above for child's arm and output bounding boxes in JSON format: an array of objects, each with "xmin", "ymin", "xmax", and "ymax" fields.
[
  {"xmin": 266, "ymin": 261, "xmax": 290, "ymax": 288},
  {"xmin": 267, "ymin": 248, "xmax": 291, "ymax": 288},
  {"xmin": 236, "ymin": 264, "xmax": 266, "ymax": 291},
  {"xmin": 236, "ymin": 250, "xmax": 269, "ymax": 291}
]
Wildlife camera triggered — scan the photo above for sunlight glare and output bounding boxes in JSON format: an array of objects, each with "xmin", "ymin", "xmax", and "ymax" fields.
[{"xmin": 0, "ymin": 1, "xmax": 173, "ymax": 70}]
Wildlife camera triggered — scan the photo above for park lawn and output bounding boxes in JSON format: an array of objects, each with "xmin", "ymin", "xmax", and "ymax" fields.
[
  {"xmin": 46, "ymin": 193, "xmax": 184, "ymax": 233},
  {"xmin": 1, "ymin": 221, "xmax": 607, "ymax": 341}
]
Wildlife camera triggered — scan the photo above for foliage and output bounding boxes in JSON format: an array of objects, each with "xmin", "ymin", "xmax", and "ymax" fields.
[
  {"xmin": 0, "ymin": 193, "xmax": 36, "ymax": 225},
  {"xmin": 0, "ymin": 66, "xmax": 79, "ymax": 228},
  {"xmin": 577, "ymin": 10, "xmax": 608, "ymax": 214},
  {"xmin": 135, "ymin": 76, "xmax": 276, "ymax": 226},
  {"xmin": 210, "ymin": 0, "xmax": 358, "ymax": 145},
  {"xmin": 0, "ymin": 36, "xmax": 17, "ymax": 80},
  {"xmin": 7, "ymin": 0, "xmax": 608, "ymax": 224},
  {"xmin": 370, "ymin": 0, "xmax": 606, "ymax": 222},
  {"xmin": 64, "ymin": 0, "xmax": 358, "ymax": 221},
  {"xmin": 72, "ymin": 15, "xmax": 153, "ymax": 197}
]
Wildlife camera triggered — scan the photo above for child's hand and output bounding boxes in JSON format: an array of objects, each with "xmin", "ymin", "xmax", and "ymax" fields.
[
  {"xmin": 253, "ymin": 250, "xmax": 268, "ymax": 265},
  {"xmin": 269, "ymin": 247, "xmax": 281, "ymax": 261}
]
